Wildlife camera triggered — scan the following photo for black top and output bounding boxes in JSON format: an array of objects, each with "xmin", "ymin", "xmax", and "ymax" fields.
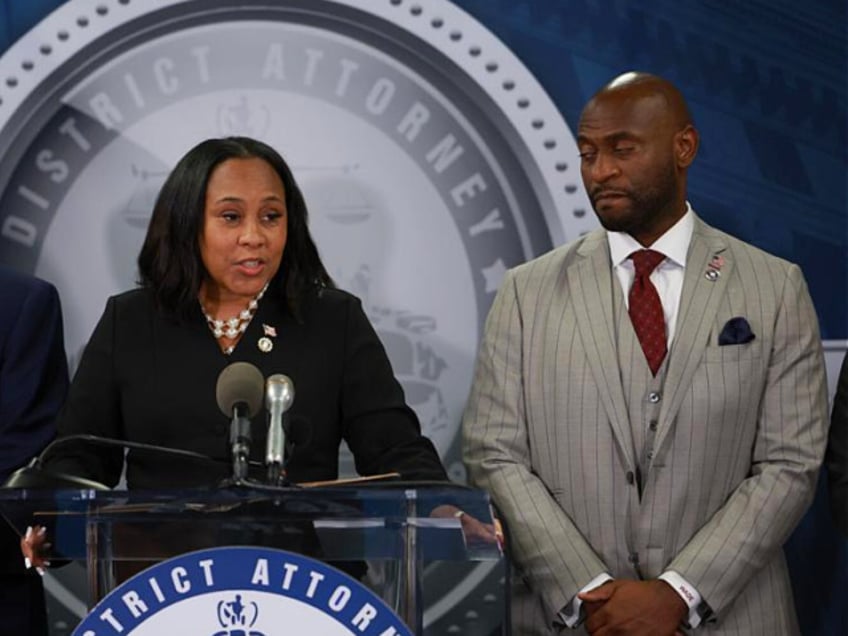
[{"xmin": 49, "ymin": 286, "xmax": 447, "ymax": 488}]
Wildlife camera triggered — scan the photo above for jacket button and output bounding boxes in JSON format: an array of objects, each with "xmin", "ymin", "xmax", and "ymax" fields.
[
  {"xmin": 626, "ymin": 471, "xmax": 635, "ymax": 485},
  {"xmin": 648, "ymin": 392, "xmax": 661, "ymax": 403},
  {"xmin": 649, "ymin": 419, "xmax": 658, "ymax": 431}
]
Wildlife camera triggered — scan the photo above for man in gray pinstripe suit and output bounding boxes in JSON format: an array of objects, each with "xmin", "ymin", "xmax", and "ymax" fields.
[{"xmin": 462, "ymin": 72, "xmax": 829, "ymax": 635}]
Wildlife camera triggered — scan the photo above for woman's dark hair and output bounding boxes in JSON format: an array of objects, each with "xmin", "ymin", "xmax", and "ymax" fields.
[{"xmin": 138, "ymin": 136, "xmax": 333, "ymax": 319}]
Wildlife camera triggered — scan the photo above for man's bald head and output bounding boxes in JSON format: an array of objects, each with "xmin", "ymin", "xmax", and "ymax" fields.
[
  {"xmin": 589, "ymin": 71, "xmax": 693, "ymax": 131},
  {"xmin": 577, "ymin": 72, "xmax": 699, "ymax": 246}
]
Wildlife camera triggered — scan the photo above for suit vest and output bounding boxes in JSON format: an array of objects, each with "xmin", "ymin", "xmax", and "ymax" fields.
[{"xmin": 612, "ymin": 282, "xmax": 671, "ymax": 578}]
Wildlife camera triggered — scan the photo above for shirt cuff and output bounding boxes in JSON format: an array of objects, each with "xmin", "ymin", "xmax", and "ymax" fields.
[
  {"xmin": 658, "ymin": 570, "xmax": 709, "ymax": 629},
  {"xmin": 557, "ymin": 572, "xmax": 614, "ymax": 628}
]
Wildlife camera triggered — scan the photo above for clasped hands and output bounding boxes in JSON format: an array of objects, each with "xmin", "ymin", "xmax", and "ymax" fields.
[{"xmin": 578, "ymin": 578, "xmax": 688, "ymax": 636}]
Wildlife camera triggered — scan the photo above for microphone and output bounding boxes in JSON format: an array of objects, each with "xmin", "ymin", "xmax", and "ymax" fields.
[
  {"xmin": 215, "ymin": 362, "xmax": 264, "ymax": 484},
  {"xmin": 3, "ymin": 434, "xmax": 238, "ymax": 490},
  {"xmin": 264, "ymin": 374, "xmax": 295, "ymax": 485}
]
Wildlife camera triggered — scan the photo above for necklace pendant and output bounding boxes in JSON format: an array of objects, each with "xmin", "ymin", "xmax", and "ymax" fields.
[{"xmin": 201, "ymin": 280, "xmax": 270, "ymax": 348}]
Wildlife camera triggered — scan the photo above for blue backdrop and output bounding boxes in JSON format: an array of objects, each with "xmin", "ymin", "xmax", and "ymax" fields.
[
  {"xmin": 1, "ymin": 1, "xmax": 845, "ymax": 634},
  {"xmin": 0, "ymin": 1, "xmax": 844, "ymax": 338}
]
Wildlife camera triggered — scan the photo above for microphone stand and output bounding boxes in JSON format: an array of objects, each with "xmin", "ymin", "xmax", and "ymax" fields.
[
  {"xmin": 264, "ymin": 410, "xmax": 286, "ymax": 487},
  {"xmin": 266, "ymin": 458, "xmax": 285, "ymax": 487},
  {"xmin": 264, "ymin": 409, "xmax": 291, "ymax": 487},
  {"xmin": 228, "ymin": 402, "xmax": 252, "ymax": 486}
]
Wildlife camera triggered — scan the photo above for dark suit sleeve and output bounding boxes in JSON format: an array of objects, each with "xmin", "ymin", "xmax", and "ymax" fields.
[
  {"xmin": 0, "ymin": 279, "xmax": 68, "ymax": 481},
  {"xmin": 826, "ymin": 353, "xmax": 848, "ymax": 536},
  {"xmin": 47, "ymin": 297, "xmax": 124, "ymax": 486},
  {"xmin": 339, "ymin": 297, "xmax": 447, "ymax": 481}
]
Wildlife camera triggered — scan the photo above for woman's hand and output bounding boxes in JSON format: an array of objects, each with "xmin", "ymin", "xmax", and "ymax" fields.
[
  {"xmin": 21, "ymin": 525, "xmax": 51, "ymax": 575},
  {"xmin": 430, "ymin": 504, "xmax": 504, "ymax": 548}
]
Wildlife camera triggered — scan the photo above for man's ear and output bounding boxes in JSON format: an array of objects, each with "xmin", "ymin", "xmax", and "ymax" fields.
[{"xmin": 675, "ymin": 124, "xmax": 699, "ymax": 168}]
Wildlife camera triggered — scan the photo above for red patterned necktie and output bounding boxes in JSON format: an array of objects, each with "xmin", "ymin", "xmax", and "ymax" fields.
[{"xmin": 628, "ymin": 249, "xmax": 667, "ymax": 376}]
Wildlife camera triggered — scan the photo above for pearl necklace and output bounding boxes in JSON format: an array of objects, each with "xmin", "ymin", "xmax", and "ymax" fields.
[{"xmin": 202, "ymin": 282, "xmax": 269, "ymax": 347}]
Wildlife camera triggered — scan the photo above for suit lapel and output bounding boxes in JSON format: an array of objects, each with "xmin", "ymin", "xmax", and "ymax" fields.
[
  {"xmin": 568, "ymin": 232, "xmax": 636, "ymax": 468},
  {"xmin": 654, "ymin": 218, "xmax": 731, "ymax": 453}
]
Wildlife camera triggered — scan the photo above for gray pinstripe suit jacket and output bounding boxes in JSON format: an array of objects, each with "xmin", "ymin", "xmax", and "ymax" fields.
[{"xmin": 462, "ymin": 215, "xmax": 829, "ymax": 634}]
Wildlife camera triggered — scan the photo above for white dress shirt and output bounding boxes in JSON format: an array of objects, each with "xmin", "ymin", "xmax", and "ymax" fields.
[{"xmin": 607, "ymin": 205, "xmax": 694, "ymax": 346}]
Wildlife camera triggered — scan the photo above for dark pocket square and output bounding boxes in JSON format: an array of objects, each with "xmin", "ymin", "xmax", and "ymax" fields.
[{"xmin": 718, "ymin": 317, "xmax": 755, "ymax": 345}]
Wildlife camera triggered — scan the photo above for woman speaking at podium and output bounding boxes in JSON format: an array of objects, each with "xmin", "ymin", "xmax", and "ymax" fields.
[{"xmin": 44, "ymin": 136, "xmax": 448, "ymax": 489}]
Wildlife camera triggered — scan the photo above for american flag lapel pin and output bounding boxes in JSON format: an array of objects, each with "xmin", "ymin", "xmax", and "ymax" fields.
[
  {"xmin": 705, "ymin": 253, "xmax": 724, "ymax": 281},
  {"xmin": 258, "ymin": 323, "xmax": 277, "ymax": 353}
]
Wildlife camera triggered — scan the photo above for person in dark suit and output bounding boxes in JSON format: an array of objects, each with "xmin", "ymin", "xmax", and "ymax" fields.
[
  {"xmin": 0, "ymin": 265, "xmax": 69, "ymax": 635},
  {"xmin": 826, "ymin": 353, "xmax": 848, "ymax": 536},
  {"xmin": 40, "ymin": 136, "xmax": 448, "ymax": 489}
]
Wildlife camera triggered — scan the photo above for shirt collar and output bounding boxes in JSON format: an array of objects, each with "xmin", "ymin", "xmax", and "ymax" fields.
[{"xmin": 607, "ymin": 203, "xmax": 695, "ymax": 268}]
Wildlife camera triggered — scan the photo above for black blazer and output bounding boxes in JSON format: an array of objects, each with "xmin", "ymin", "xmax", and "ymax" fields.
[{"xmin": 50, "ymin": 286, "xmax": 446, "ymax": 488}]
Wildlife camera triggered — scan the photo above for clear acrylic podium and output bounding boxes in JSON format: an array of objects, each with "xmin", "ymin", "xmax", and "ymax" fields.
[{"xmin": 0, "ymin": 483, "xmax": 507, "ymax": 634}]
